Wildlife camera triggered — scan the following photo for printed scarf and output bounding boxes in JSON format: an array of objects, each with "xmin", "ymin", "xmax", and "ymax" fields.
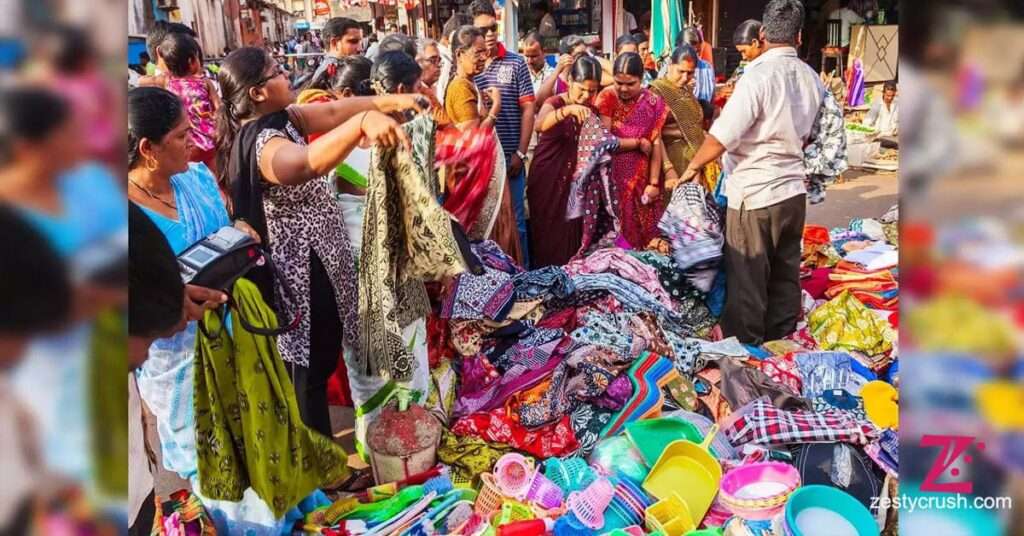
[{"xmin": 360, "ymin": 115, "xmax": 467, "ymax": 381}]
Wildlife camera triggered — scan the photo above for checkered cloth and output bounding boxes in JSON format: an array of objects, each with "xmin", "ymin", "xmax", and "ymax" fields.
[
  {"xmin": 724, "ymin": 399, "xmax": 879, "ymax": 447},
  {"xmin": 566, "ymin": 112, "xmax": 619, "ymax": 220},
  {"xmin": 658, "ymin": 182, "xmax": 723, "ymax": 270}
]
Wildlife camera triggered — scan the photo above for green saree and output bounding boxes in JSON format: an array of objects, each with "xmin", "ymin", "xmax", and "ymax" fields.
[{"xmin": 194, "ymin": 278, "xmax": 349, "ymax": 518}]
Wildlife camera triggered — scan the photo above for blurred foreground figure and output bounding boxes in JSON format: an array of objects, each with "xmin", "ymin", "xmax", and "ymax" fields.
[{"xmin": 0, "ymin": 204, "xmax": 72, "ymax": 532}]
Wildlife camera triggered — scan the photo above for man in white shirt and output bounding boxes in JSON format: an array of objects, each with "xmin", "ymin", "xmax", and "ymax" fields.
[
  {"xmin": 829, "ymin": 0, "xmax": 864, "ymax": 47},
  {"xmin": 523, "ymin": 32, "xmax": 555, "ymax": 95},
  {"xmin": 865, "ymin": 80, "xmax": 898, "ymax": 138},
  {"xmin": 675, "ymin": 0, "xmax": 823, "ymax": 345}
]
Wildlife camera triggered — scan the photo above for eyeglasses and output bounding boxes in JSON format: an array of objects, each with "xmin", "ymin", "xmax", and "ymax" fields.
[
  {"xmin": 256, "ymin": 63, "xmax": 285, "ymax": 86},
  {"xmin": 419, "ymin": 55, "xmax": 442, "ymax": 65},
  {"xmin": 476, "ymin": 23, "xmax": 499, "ymax": 34}
]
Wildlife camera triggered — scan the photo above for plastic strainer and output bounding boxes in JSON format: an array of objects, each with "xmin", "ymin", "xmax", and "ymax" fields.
[
  {"xmin": 523, "ymin": 469, "xmax": 565, "ymax": 508},
  {"xmin": 494, "ymin": 453, "xmax": 536, "ymax": 498},
  {"xmin": 545, "ymin": 457, "xmax": 596, "ymax": 493},
  {"xmin": 566, "ymin": 477, "xmax": 615, "ymax": 529}
]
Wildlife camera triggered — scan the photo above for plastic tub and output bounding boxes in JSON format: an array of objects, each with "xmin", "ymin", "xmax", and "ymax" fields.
[
  {"xmin": 784, "ymin": 485, "xmax": 879, "ymax": 536},
  {"xmin": 719, "ymin": 462, "xmax": 800, "ymax": 520}
]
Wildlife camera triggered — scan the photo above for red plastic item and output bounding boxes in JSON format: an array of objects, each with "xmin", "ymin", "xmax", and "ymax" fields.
[{"xmin": 496, "ymin": 518, "xmax": 554, "ymax": 536}]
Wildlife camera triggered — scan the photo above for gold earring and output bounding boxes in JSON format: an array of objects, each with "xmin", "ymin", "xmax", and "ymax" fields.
[{"xmin": 145, "ymin": 156, "xmax": 158, "ymax": 172}]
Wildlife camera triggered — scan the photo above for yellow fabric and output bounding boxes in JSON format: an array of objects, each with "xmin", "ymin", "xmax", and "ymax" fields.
[
  {"xmin": 445, "ymin": 77, "xmax": 479, "ymax": 124},
  {"xmin": 649, "ymin": 78, "xmax": 705, "ymax": 173},
  {"xmin": 861, "ymin": 380, "xmax": 899, "ymax": 430},
  {"xmin": 976, "ymin": 381, "xmax": 1024, "ymax": 431},
  {"xmin": 296, "ymin": 88, "xmax": 333, "ymax": 105},
  {"xmin": 808, "ymin": 291, "xmax": 895, "ymax": 355}
]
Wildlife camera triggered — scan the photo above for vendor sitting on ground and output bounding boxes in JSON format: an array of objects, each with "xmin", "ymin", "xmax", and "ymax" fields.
[{"xmin": 865, "ymin": 80, "xmax": 898, "ymax": 139}]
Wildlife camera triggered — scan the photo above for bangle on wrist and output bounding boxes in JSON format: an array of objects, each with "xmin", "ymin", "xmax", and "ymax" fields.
[{"xmin": 359, "ymin": 111, "xmax": 369, "ymax": 132}]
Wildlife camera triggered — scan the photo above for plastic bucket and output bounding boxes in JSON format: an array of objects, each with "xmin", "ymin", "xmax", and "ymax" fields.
[
  {"xmin": 368, "ymin": 442, "xmax": 438, "ymax": 486},
  {"xmin": 784, "ymin": 485, "xmax": 879, "ymax": 536}
]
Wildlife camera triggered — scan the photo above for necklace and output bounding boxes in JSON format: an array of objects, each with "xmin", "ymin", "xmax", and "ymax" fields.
[{"xmin": 129, "ymin": 179, "xmax": 177, "ymax": 211}]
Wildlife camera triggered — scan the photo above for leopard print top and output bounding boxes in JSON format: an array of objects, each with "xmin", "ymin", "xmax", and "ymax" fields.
[{"xmin": 255, "ymin": 122, "xmax": 359, "ymax": 367}]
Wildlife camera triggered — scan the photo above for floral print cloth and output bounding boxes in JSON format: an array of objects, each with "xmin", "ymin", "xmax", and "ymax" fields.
[
  {"xmin": 569, "ymin": 404, "xmax": 616, "ymax": 457},
  {"xmin": 803, "ymin": 89, "xmax": 848, "ymax": 179},
  {"xmin": 808, "ymin": 291, "xmax": 896, "ymax": 356},
  {"xmin": 452, "ymin": 408, "xmax": 580, "ymax": 459}
]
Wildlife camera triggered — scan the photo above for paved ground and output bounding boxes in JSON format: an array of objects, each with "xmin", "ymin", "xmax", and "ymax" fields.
[{"xmin": 806, "ymin": 168, "xmax": 899, "ymax": 228}]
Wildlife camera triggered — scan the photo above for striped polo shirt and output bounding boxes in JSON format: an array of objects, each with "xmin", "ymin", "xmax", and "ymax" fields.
[{"xmin": 474, "ymin": 43, "xmax": 536, "ymax": 157}]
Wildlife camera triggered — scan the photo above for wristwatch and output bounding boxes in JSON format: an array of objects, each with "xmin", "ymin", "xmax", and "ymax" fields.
[{"xmin": 515, "ymin": 150, "xmax": 528, "ymax": 162}]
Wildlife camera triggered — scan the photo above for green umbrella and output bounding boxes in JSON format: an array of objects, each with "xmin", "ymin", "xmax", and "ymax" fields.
[{"xmin": 650, "ymin": 0, "xmax": 685, "ymax": 63}]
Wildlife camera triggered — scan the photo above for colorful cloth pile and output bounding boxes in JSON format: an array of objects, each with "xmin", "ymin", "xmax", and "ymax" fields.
[{"xmin": 281, "ymin": 206, "xmax": 901, "ymax": 536}]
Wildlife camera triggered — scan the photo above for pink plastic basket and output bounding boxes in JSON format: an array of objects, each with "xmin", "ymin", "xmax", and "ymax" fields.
[
  {"xmin": 524, "ymin": 469, "xmax": 565, "ymax": 509},
  {"xmin": 494, "ymin": 453, "xmax": 536, "ymax": 498},
  {"xmin": 566, "ymin": 477, "xmax": 614, "ymax": 529}
]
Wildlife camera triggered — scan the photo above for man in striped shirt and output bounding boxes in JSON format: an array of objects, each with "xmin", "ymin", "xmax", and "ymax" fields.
[{"xmin": 471, "ymin": 0, "xmax": 537, "ymax": 267}]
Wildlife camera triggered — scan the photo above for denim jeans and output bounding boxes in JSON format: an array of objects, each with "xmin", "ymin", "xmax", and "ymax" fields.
[{"xmin": 508, "ymin": 165, "xmax": 530, "ymax": 268}]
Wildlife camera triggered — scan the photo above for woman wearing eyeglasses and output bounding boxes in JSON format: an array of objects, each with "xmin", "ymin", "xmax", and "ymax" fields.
[{"xmin": 214, "ymin": 47, "xmax": 425, "ymax": 441}]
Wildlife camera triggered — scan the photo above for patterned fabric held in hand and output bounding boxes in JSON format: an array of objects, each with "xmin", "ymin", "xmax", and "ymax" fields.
[
  {"xmin": 658, "ymin": 182, "xmax": 724, "ymax": 271},
  {"xmin": 803, "ymin": 89, "xmax": 848, "ymax": 178},
  {"xmin": 360, "ymin": 116, "xmax": 467, "ymax": 381}
]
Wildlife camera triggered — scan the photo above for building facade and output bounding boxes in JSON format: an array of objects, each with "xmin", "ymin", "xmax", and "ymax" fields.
[{"xmin": 130, "ymin": 0, "xmax": 296, "ymax": 56}]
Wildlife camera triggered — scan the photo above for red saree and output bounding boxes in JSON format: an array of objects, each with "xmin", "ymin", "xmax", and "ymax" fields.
[{"xmin": 595, "ymin": 87, "xmax": 668, "ymax": 249}]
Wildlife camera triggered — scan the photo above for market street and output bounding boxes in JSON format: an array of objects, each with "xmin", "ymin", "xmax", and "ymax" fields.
[{"xmin": 807, "ymin": 170, "xmax": 899, "ymax": 229}]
